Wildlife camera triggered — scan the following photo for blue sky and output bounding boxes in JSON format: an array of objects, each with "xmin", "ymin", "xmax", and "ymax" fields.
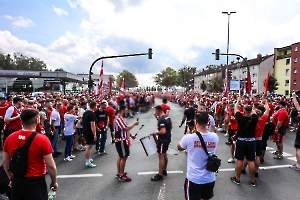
[{"xmin": 1, "ymin": 0, "xmax": 300, "ymax": 86}]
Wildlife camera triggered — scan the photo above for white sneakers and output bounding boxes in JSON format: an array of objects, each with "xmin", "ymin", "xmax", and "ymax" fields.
[
  {"xmin": 228, "ymin": 157, "xmax": 236, "ymax": 163},
  {"xmin": 64, "ymin": 157, "xmax": 73, "ymax": 162}
]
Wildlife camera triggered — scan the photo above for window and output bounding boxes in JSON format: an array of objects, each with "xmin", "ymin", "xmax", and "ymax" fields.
[
  {"xmin": 285, "ymin": 80, "xmax": 289, "ymax": 86},
  {"xmin": 294, "ymin": 80, "xmax": 297, "ymax": 85},
  {"xmin": 294, "ymin": 68, "xmax": 297, "ymax": 74},
  {"xmin": 285, "ymin": 90, "xmax": 289, "ymax": 96},
  {"xmin": 253, "ymin": 89, "xmax": 257, "ymax": 94},
  {"xmin": 253, "ymin": 81, "xmax": 257, "ymax": 85},
  {"xmin": 253, "ymin": 66, "xmax": 255, "ymax": 70},
  {"xmin": 253, "ymin": 73, "xmax": 257, "ymax": 78},
  {"xmin": 284, "ymin": 50, "xmax": 287, "ymax": 55},
  {"xmin": 286, "ymin": 69, "xmax": 290, "ymax": 76},
  {"xmin": 295, "ymin": 46, "xmax": 298, "ymax": 52},
  {"xmin": 286, "ymin": 58, "xmax": 290, "ymax": 65},
  {"xmin": 233, "ymin": 76, "xmax": 237, "ymax": 79},
  {"xmin": 295, "ymin": 58, "xmax": 298, "ymax": 63}
]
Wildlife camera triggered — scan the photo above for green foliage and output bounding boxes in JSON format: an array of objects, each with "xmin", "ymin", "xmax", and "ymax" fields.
[
  {"xmin": 116, "ymin": 70, "xmax": 138, "ymax": 88},
  {"xmin": 0, "ymin": 51, "xmax": 48, "ymax": 71},
  {"xmin": 153, "ymin": 67, "xmax": 178, "ymax": 88},
  {"xmin": 54, "ymin": 68, "xmax": 65, "ymax": 72},
  {"xmin": 177, "ymin": 66, "xmax": 197, "ymax": 89},
  {"xmin": 263, "ymin": 75, "xmax": 278, "ymax": 92},
  {"xmin": 207, "ymin": 75, "xmax": 223, "ymax": 92}
]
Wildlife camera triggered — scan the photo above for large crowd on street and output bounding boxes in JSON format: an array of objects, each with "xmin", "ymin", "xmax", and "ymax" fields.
[{"xmin": 0, "ymin": 90, "xmax": 300, "ymax": 199}]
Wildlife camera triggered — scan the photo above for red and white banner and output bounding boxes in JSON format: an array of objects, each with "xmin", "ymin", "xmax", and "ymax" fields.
[
  {"xmin": 109, "ymin": 75, "xmax": 113, "ymax": 94},
  {"xmin": 98, "ymin": 60, "xmax": 104, "ymax": 95},
  {"xmin": 120, "ymin": 78, "xmax": 125, "ymax": 95},
  {"xmin": 223, "ymin": 68, "xmax": 228, "ymax": 96},
  {"xmin": 247, "ymin": 69, "xmax": 252, "ymax": 96},
  {"xmin": 243, "ymin": 79, "xmax": 246, "ymax": 96}
]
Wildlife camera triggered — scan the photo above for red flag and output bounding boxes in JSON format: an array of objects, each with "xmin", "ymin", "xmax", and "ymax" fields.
[
  {"xmin": 264, "ymin": 71, "xmax": 270, "ymax": 94},
  {"xmin": 109, "ymin": 75, "xmax": 113, "ymax": 94},
  {"xmin": 247, "ymin": 69, "xmax": 252, "ymax": 95},
  {"xmin": 98, "ymin": 60, "xmax": 103, "ymax": 95},
  {"xmin": 120, "ymin": 78, "xmax": 125, "ymax": 95},
  {"xmin": 223, "ymin": 68, "xmax": 228, "ymax": 96}
]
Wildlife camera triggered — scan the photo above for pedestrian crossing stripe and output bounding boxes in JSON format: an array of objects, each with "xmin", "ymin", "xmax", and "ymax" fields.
[
  {"xmin": 287, "ymin": 157, "xmax": 297, "ymax": 162},
  {"xmin": 266, "ymin": 147, "xmax": 274, "ymax": 150}
]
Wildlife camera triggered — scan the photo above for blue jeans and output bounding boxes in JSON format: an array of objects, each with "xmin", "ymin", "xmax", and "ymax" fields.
[
  {"xmin": 51, "ymin": 127, "xmax": 60, "ymax": 153},
  {"xmin": 96, "ymin": 129, "xmax": 107, "ymax": 153},
  {"xmin": 64, "ymin": 135, "xmax": 74, "ymax": 158}
]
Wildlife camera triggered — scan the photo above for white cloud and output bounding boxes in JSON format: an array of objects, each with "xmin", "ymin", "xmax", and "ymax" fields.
[
  {"xmin": 67, "ymin": 0, "xmax": 77, "ymax": 9},
  {"xmin": 52, "ymin": 6, "xmax": 69, "ymax": 16},
  {"xmin": 3, "ymin": 15, "xmax": 36, "ymax": 28}
]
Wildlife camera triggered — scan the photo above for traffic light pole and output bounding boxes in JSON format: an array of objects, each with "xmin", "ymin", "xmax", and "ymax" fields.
[
  {"xmin": 88, "ymin": 48, "xmax": 152, "ymax": 93},
  {"xmin": 212, "ymin": 52, "xmax": 249, "ymax": 96}
]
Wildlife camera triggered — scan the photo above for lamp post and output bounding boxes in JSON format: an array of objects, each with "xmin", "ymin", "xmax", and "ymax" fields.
[{"xmin": 237, "ymin": 57, "xmax": 241, "ymax": 96}]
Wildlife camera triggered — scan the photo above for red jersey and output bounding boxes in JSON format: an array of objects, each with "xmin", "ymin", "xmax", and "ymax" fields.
[
  {"xmin": 5, "ymin": 106, "xmax": 22, "ymax": 131},
  {"xmin": 106, "ymin": 106, "xmax": 115, "ymax": 125},
  {"xmin": 216, "ymin": 104, "xmax": 222, "ymax": 114},
  {"xmin": 3, "ymin": 130, "xmax": 53, "ymax": 177},
  {"xmin": 271, "ymin": 108, "xmax": 289, "ymax": 127},
  {"xmin": 36, "ymin": 123, "xmax": 46, "ymax": 135},
  {"xmin": 0, "ymin": 104, "xmax": 7, "ymax": 122},
  {"xmin": 255, "ymin": 114, "xmax": 268, "ymax": 137},
  {"xmin": 4, "ymin": 102, "xmax": 12, "ymax": 108},
  {"xmin": 161, "ymin": 103, "xmax": 170, "ymax": 114},
  {"xmin": 22, "ymin": 105, "xmax": 37, "ymax": 111},
  {"xmin": 229, "ymin": 112, "xmax": 238, "ymax": 130}
]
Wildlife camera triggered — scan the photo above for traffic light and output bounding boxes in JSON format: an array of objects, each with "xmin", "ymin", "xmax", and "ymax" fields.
[
  {"xmin": 227, "ymin": 70, "xmax": 232, "ymax": 80},
  {"xmin": 148, "ymin": 48, "xmax": 152, "ymax": 59},
  {"xmin": 222, "ymin": 70, "xmax": 226, "ymax": 79},
  {"xmin": 215, "ymin": 49, "xmax": 220, "ymax": 60}
]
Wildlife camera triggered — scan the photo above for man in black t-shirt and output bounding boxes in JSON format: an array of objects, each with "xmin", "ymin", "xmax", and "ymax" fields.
[
  {"xmin": 179, "ymin": 100, "xmax": 197, "ymax": 134},
  {"xmin": 151, "ymin": 105, "xmax": 172, "ymax": 181},
  {"xmin": 94, "ymin": 100, "xmax": 108, "ymax": 155},
  {"xmin": 82, "ymin": 101, "xmax": 97, "ymax": 168},
  {"xmin": 231, "ymin": 99, "xmax": 258, "ymax": 187}
]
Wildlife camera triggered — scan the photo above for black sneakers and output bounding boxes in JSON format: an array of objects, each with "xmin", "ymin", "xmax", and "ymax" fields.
[
  {"xmin": 151, "ymin": 174, "xmax": 163, "ymax": 181},
  {"xmin": 250, "ymin": 180, "xmax": 256, "ymax": 187},
  {"xmin": 231, "ymin": 177, "xmax": 240, "ymax": 185}
]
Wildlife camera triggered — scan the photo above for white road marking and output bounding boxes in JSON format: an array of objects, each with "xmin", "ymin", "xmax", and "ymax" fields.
[
  {"xmin": 57, "ymin": 173, "xmax": 103, "ymax": 178},
  {"xmin": 138, "ymin": 171, "xmax": 183, "ymax": 175},
  {"xmin": 288, "ymin": 157, "xmax": 297, "ymax": 162},
  {"xmin": 266, "ymin": 147, "xmax": 274, "ymax": 150},
  {"xmin": 219, "ymin": 165, "xmax": 293, "ymax": 172},
  {"xmin": 158, "ymin": 182, "xmax": 166, "ymax": 200}
]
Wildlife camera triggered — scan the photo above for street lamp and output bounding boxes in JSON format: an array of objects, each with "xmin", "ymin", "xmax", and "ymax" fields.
[{"xmin": 237, "ymin": 57, "xmax": 241, "ymax": 96}]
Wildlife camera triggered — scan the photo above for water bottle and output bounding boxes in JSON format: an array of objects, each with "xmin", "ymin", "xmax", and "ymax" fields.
[{"xmin": 48, "ymin": 187, "xmax": 56, "ymax": 200}]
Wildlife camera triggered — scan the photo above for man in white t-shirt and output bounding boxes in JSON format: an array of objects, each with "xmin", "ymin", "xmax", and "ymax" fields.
[
  {"xmin": 177, "ymin": 112, "xmax": 219, "ymax": 200},
  {"xmin": 51, "ymin": 103, "xmax": 62, "ymax": 156},
  {"xmin": 63, "ymin": 105, "xmax": 79, "ymax": 161},
  {"xmin": 198, "ymin": 103, "xmax": 216, "ymax": 133}
]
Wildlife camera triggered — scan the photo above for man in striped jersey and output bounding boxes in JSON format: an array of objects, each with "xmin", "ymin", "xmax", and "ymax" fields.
[{"xmin": 114, "ymin": 105, "xmax": 139, "ymax": 182}]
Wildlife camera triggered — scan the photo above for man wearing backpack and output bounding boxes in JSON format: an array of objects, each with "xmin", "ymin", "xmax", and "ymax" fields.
[{"xmin": 2, "ymin": 109, "xmax": 58, "ymax": 200}]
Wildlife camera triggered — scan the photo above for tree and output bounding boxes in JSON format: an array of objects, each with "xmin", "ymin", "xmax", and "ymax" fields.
[
  {"xmin": 263, "ymin": 75, "xmax": 278, "ymax": 92},
  {"xmin": 207, "ymin": 75, "xmax": 223, "ymax": 92},
  {"xmin": 177, "ymin": 66, "xmax": 197, "ymax": 90},
  {"xmin": 200, "ymin": 81, "xmax": 207, "ymax": 92},
  {"xmin": 116, "ymin": 70, "xmax": 138, "ymax": 89},
  {"xmin": 154, "ymin": 67, "xmax": 178, "ymax": 88},
  {"xmin": 0, "ymin": 50, "xmax": 48, "ymax": 71},
  {"xmin": 54, "ymin": 68, "xmax": 65, "ymax": 72}
]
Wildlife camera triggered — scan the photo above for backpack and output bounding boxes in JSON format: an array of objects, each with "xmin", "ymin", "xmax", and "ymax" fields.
[
  {"xmin": 8, "ymin": 132, "xmax": 37, "ymax": 177},
  {"xmin": 263, "ymin": 120, "xmax": 275, "ymax": 137},
  {"xmin": 0, "ymin": 165, "xmax": 9, "ymax": 194},
  {"xmin": 291, "ymin": 107, "xmax": 298, "ymax": 118}
]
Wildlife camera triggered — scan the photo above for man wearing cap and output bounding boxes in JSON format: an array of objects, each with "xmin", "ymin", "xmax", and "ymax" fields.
[
  {"xmin": 271, "ymin": 100, "xmax": 289, "ymax": 159},
  {"xmin": 3, "ymin": 97, "xmax": 23, "ymax": 144},
  {"xmin": 94, "ymin": 100, "xmax": 109, "ymax": 155}
]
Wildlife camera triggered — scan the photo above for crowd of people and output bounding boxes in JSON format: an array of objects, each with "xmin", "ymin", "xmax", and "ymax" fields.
[{"xmin": 0, "ymin": 90, "xmax": 299, "ymax": 199}]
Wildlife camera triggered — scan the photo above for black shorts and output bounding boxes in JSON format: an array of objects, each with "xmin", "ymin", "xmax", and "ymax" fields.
[
  {"xmin": 255, "ymin": 140, "xmax": 262, "ymax": 157},
  {"xmin": 75, "ymin": 128, "xmax": 83, "ymax": 136},
  {"xmin": 184, "ymin": 178, "xmax": 215, "ymax": 200},
  {"xmin": 157, "ymin": 141, "xmax": 170, "ymax": 153},
  {"xmin": 108, "ymin": 124, "xmax": 114, "ymax": 133},
  {"xmin": 291, "ymin": 116, "xmax": 299, "ymax": 124},
  {"xmin": 234, "ymin": 140, "xmax": 256, "ymax": 161},
  {"xmin": 262, "ymin": 133, "xmax": 269, "ymax": 150},
  {"xmin": 228, "ymin": 130, "xmax": 237, "ymax": 145},
  {"xmin": 84, "ymin": 133, "xmax": 95, "ymax": 145},
  {"xmin": 115, "ymin": 140, "xmax": 130, "ymax": 158},
  {"xmin": 12, "ymin": 176, "xmax": 47, "ymax": 200}
]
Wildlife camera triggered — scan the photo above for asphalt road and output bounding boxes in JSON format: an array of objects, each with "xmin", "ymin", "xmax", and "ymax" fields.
[{"xmin": 1, "ymin": 101, "xmax": 300, "ymax": 200}]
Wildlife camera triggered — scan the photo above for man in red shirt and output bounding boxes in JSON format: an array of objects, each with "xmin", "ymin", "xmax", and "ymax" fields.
[
  {"xmin": 2, "ymin": 109, "xmax": 58, "ymax": 200},
  {"xmin": 0, "ymin": 96, "xmax": 7, "ymax": 149},
  {"xmin": 226, "ymin": 103, "xmax": 238, "ymax": 163},
  {"xmin": 3, "ymin": 97, "xmax": 23, "ymax": 145},
  {"xmin": 271, "ymin": 101, "xmax": 289, "ymax": 159},
  {"xmin": 161, "ymin": 98, "xmax": 170, "ymax": 116}
]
